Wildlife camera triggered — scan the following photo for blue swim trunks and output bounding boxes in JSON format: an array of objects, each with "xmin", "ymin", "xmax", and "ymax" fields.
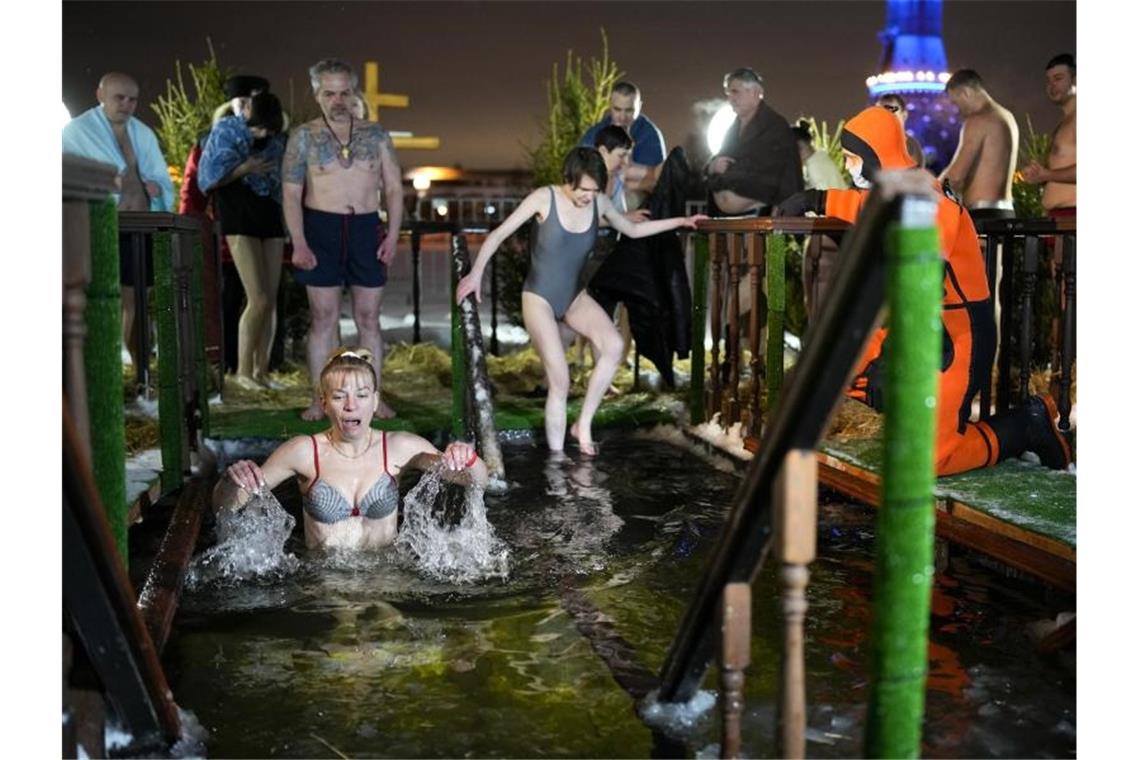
[{"xmin": 294, "ymin": 207, "xmax": 387, "ymax": 288}]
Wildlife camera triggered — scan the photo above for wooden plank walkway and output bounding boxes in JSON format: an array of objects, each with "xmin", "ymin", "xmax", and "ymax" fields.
[{"xmin": 818, "ymin": 437, "xmax": 1076, "ymax": 591}]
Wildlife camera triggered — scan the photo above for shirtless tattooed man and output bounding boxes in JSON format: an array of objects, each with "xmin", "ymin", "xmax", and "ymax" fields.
[{"xmin": 282, "ymin": 58, "xmax": 404, "ymax": 420}]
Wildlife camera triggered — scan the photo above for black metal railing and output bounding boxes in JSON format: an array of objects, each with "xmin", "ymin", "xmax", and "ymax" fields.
[{"xmin": 975, "ymin": 216, "xmax": 1076, "ymax": 431}]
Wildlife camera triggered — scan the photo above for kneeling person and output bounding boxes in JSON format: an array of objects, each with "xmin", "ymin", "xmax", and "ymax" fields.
[{"xmin": 775, "ymin": 107, "xmax": 1070, "ymax": 476}]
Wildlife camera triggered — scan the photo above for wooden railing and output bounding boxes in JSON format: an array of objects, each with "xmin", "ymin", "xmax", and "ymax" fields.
[
  {"xmin": 62, "ymin": 154, "xmax": 184, "ymax": 756},
  {"xmin": 677, "ymin": 208, "xmax": 1079, "ymax": 756},
  {"xmin": 119, "ymin": 212, "xmax": 212, "ymax": 495},
  {"xmin": 688, "ymin": 217, "xmax": 850, "ymax": 441}
]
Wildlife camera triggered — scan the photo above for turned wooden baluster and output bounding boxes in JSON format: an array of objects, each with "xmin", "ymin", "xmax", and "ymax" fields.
[
  {"xmin": 1018, "ymin": 236, "xmax": 1040, "ymax": 405},
  {"xmin": 724, "ymin": 234, "xmax": 743, "ymax": 426},
  {"xmin": 775, "ymin": 449, "xmax": 818, "ymax": 759},
  {"xmin": 63, "ymin": 203, "xmax": 93, "ymax": 461},
  {"xmin": 720, "ymin": 581, "xmax": 751, "ymax": 760},
  {"xmin": 709, "ymin": 234, "xmax": 725, "ymax": 422},
  {"xmin": 747, "ymin": 233, "xmax": 764, "ymax": 439}
]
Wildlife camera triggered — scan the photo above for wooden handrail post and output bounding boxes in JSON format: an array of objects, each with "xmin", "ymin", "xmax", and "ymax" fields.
[
  {"xmin": 153, "ymin": 230, "xmax": 186, "ymax": 495},
  {"xmin": 709, "ymin": 234, "xmax": 724, "ymax": 422},
  {"xmin": 774, "ymin": 449, "xmax": 818, "ymax": 759},
  {"xmin": 725, "ymin": 234, "xmax": 743, "ymax": 426},
  {"xmin": 746, "ymin": 233, "xmax": 763, "ymax": 438},
  {"xmin": 766, "ymin": 234, "xmax": 786, "ymax": 412},
  {"xmin": 719, "ymin": 581, "xmax": 751, "ymax": 760},
  {"xmin": 189, "ymin": 232, "xmax": 211, "ymax": 438},
  {"xmin": 85, "ymin": 199, "xmax": 129, "ymax": 560},
  {"xmin": 690, "ymin": 233, "xmax": 710, "ymax": 425}
]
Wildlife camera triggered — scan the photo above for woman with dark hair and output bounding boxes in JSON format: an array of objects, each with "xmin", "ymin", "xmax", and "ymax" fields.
[
  {"xmin": 200, "ymin": 88, "xmax": 289, "ymax": 391},
  {"xmin": 456, "ymin": 147, "xmax": 705, "ymax": 456}
]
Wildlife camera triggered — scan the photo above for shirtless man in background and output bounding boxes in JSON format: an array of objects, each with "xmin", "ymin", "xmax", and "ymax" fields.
[
  {"xmin": 1023, "ymin": 54, "xmax": 1076, "ymax": 213},
  {"xmin": 940, "ymin": 69, "xmax": 1019, "ymax": 222},
  {"xmin": 282, "ymin": 58, "xmax": 404, "ymax": 420}
]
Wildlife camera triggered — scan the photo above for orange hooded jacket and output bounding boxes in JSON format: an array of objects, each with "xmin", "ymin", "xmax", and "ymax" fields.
[{"xmin": 828, "ymin": 107, "xmax": 997, "ymax": 474}]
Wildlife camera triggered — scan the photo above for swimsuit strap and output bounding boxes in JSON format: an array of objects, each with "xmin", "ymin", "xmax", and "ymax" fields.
[
  {"xmin": 310, "ymin": 434, "xmax": 321, "ymax": 481},
  {"xmin": 382, "ymin": 430, "xmax": 391, "ymax": 477}
]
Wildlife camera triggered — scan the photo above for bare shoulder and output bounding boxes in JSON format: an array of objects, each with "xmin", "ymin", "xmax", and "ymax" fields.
[
  {"xmin": 385, "ymin": 430, "xmax": 437, "ymax": 467},
  {"xmin": 274, "ymin": 434, "xmax": 316, "ymax": 463},
  {"xmin": 528, "ymin": 185, "xmax": 553, "ymax": 220}
]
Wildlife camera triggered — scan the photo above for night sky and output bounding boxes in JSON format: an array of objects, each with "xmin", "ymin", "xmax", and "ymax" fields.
[{"xmin": 62, "ymin": 0, "xmax": 1075, "ymax": 171}]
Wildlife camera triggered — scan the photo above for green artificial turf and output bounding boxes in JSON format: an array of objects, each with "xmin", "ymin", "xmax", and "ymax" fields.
[{"xmin": 822, "ymin": 436, "xmax": 1076, "ymax": 548}]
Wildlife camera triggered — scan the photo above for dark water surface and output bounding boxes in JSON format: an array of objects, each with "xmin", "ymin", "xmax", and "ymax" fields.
[{"xmin": 167, "ymin": 433, "xmax": 1075, "ymax": 757}]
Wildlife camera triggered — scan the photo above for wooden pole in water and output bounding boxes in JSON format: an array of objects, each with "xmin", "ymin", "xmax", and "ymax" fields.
[
  {"xmin": 719, "ymin": 582, "xmax": 751, "ymax": 759},
  {"xmin": 864, "ymin": 197, "xmax": 942, "ymax": 759},
  {"xmin": 449, "ymin": 234, "xmax": 506, "ymax": 489}
]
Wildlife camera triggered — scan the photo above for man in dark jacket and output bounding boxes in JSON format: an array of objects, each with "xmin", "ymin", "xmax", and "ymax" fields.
[{"xmin": 705, "ymin": 67, "xmax": 803, "ymax": 215}]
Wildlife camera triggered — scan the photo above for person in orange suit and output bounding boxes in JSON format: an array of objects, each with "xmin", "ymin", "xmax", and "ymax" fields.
[{"xmin": 774, "ymin": 106, "xmax": 1070, "ymax": 476}]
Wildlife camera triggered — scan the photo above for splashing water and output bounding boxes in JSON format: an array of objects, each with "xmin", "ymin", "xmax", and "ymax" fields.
[
  {"xmin": 394, "ymin": 464, "xmax": 510, "ymax": 583},
  {"xmin": 186, "ymin": 487, "xmax": 300, "ymax": 587}
]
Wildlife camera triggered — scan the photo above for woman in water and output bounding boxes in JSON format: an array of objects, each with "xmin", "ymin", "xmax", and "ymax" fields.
[
  {"xmin": 455, "ymin": 147, "xmax": 705, "ymax": 455},
  {"xmin": 213, "ymin": 348, "xmax": 487, "ymax": 549}
]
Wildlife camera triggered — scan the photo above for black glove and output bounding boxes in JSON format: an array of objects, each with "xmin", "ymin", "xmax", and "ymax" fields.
[{"xmin": 773, "ymin": 190, "xmax": 826, "ymax": 218}]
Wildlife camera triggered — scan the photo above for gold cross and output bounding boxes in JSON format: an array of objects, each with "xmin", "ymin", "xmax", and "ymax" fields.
[{"xmin": 361, "ymin": 62, "xmax": 440, "ymax": 150}]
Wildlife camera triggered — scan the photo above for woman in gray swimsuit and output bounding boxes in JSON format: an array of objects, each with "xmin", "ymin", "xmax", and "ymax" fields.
[
  {"xmin": 214, "ymin": 348, "xmax": 487, "ymax": 550},
  {"xmin": 456, "ymin": 148, "xmax": 705, "ymax": 455}
]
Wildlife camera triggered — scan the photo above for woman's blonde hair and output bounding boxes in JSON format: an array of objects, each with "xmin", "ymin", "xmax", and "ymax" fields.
[{"xmin": 319, "ymin": 347, "xmax": 376, "ymax": 395}]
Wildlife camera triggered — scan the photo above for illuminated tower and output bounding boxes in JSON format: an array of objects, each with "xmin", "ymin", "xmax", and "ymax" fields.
[{"xmin": 865, "ymin": 0, "xmax": 957, "ymax": 172}]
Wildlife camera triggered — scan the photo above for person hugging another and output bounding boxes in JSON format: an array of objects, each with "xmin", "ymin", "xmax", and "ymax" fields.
[
  {"xmin": 198, "ymin": 87, "xmax": 289, "ymax": 391},
  {"xmin": 213, "ymin": 348, "xmax": 487, "ymax": 550}
]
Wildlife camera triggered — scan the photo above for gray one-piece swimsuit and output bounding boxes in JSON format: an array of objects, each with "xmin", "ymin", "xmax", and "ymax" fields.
[{"xmin": 522, "ymin": 186, "xmax": 599, "ymax": 319}]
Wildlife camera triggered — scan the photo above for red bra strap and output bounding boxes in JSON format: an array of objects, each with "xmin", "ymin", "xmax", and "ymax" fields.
[{"xmin": 310, "ymin": 434, "xmax": 320, "ymax": 480}]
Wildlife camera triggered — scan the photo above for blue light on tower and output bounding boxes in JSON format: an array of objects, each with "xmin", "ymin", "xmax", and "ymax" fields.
[{"xmin": 866, "ymin": 0, "xmax": 959, "ymax": 172}]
